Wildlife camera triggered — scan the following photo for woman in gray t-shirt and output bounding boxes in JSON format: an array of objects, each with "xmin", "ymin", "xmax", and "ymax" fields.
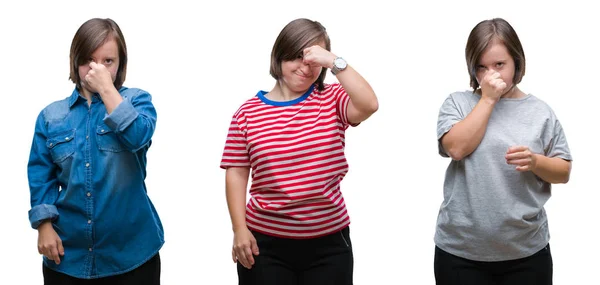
[{"xmin": 434, "ymin": 18, "xmax": 572, "ymax": 285}]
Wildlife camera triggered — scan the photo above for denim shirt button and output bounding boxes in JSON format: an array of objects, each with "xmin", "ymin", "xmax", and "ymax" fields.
[
  {"xmin": 85, "ymin": 163, "xmax": 90, "ymax": 168},
  {"xmin": 86, "ymin": 192, "xmax": 91, "ymax": 197},
  {"xmin": 89, "ymin": 248, "xmax": 92, "ymax": 252},
  {"xmin": 87, "ymin": 220, "xmax": 91, "ymax": 224}
]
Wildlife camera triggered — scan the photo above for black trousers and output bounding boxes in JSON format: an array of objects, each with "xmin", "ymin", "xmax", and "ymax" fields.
[
  {"xmin": 435, "ymin": 244, "xmax": 552, "ymax": 285},
  {"xmin": 43, "ymin": 253, "xmax": 160, "ymax": 285},
  {"xmin": 238, "ymin": 227, "xmax": 354, "ymax": 285}
]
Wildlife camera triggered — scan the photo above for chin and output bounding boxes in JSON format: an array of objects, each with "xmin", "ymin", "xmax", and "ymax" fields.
[{"xmin": 295, "ymin": 85, "xmax": 313, "ymax": 93}]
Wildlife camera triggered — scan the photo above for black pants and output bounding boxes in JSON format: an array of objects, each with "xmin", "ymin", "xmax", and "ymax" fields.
[
  {"xmin": 434, "ymin": 244, "xmax": 552, "ymax": 285},
  {"xmin": 238, "ymin": 227, "xmax": 353, "ymax": 285},
  {"xmin": 43, "ymin": 253, "xmax": 160, "ymax": 285}
]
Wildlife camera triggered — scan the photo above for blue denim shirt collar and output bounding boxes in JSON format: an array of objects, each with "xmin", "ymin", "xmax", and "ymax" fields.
[{"xmin": 68, "ymin": 87, "xmax": 128, "ymax": 108}]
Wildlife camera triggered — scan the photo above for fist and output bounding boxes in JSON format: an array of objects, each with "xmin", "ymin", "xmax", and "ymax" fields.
[
  {"xmin": 302, "ymin": 45, "xmax": 336, "ymax": 68},
  {"xmin": 83, "ymin": 62, "xmax": 115, "ymax": 94},
  {"xmin": 479, "ymin": 70, "xmax": 507, "ymax": 100}
]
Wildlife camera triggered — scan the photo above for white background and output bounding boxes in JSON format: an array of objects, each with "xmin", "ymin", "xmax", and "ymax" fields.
[{"xmin": 1, "ymin": 0, "xmax": 598, "ymax": 284}]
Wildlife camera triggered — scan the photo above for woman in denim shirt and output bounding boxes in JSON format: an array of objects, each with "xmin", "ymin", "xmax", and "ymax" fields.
[{"xmin": 27, "ymin": 18, "xmax": 164, "ymax": 284}]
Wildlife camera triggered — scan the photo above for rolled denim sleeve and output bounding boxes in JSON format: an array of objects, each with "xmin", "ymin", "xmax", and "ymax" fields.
[
  {"xmin": 104, "ymin": 89, "xmax": 157, "ymax": 152},
  {"xmin": 29, "ymin": 204, "xmax": 59, "ymax": 228},
  {"xmin": 27, "ymin": 111, "xmax": 60, "ymax": 229}
]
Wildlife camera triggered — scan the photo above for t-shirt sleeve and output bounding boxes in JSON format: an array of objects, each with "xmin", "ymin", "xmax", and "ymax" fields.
[
  {"xmin": 332, "ymin": 83, "xmax": 359, "ymax": 128},
  {"xmin": 220, "ymin": 114, "xmax": 250, "ymax": 169},
  {"xmin": 544, "ymin": 117, "xmax": 572, "ymax": 161},
  {"xmin": 437, "ymin": 95, "xmax": 464, "ymax": 157}
]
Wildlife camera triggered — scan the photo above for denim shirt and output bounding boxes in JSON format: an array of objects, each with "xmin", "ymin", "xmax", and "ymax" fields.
[{"xmin": 27, "ymin": 87, "xmax": 164, "ymax": 279}]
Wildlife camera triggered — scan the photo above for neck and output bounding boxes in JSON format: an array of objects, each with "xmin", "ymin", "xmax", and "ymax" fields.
[
  {"xmin": 267, "ymin": 81, "xmax": 308, "ymax": 102},
  {"xmin": 79, "ymin": 87, "xmax": 93, "ymax": 105},
  {"xmin": 501, "ymin": 85, "xmax": 525, "ymax": 99}
]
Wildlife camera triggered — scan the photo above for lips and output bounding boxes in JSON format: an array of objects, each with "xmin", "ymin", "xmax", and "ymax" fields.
[{"xmin": 295, "ymin": 72, "xmax": 311, "ymax": 79}]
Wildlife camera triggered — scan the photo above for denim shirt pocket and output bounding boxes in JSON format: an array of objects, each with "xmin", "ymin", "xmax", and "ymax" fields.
[
  {"xmin": 96, "ymin": 124, "xmax": 127, "ymax": 152},
  {"xmin": 46, "ymin": 129, "xmax": 76, "ymax": 163}
]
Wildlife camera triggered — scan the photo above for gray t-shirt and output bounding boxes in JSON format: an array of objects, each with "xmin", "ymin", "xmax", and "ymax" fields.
[{"xmin": 435, "ymin": 90, "xmax": 572, "ymax": 262}]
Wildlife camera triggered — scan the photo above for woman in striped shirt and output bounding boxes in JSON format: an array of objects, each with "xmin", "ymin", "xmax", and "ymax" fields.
[{"xmin": 220, "ymin": 18, "xmax": 378, "ymax": 285}]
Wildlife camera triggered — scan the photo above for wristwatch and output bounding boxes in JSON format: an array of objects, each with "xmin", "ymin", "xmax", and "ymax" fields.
[{"xmin": 331, "ymin": 57, "xmax": 347, "ymax": 75}]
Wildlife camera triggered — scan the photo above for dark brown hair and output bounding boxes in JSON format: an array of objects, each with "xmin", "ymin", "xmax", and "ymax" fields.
[
  {"xmin": 465, "ymin": 18, "xmax": 525, "ymax": 90},
  {"xmin": 69, "ymin": 18, "xmax": 128, "ymax": 91},
  {"xmin": 270, "ymin": 18, "xmax": 331, "ymax": 91}
]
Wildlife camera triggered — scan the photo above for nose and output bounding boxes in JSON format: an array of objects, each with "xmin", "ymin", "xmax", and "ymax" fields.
[{"xmin": 300, "ymin": 62, "xmax": 312, "ymax": 72}]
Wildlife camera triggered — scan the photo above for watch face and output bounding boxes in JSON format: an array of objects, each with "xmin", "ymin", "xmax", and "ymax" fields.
[{"xmin": 334, "ymin": 58, "xmax": 347, "ymax": 69}]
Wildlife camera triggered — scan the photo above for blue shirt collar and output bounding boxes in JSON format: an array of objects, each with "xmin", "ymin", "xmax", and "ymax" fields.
[{"xmin": 257, "ymin": 85, "xmax": 315, "ymax": 106}]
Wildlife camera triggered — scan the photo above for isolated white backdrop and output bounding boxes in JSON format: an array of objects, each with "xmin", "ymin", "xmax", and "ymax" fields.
[{"xmin": 1, "ymin": 0, "xmax": 597, "ymax": 284}]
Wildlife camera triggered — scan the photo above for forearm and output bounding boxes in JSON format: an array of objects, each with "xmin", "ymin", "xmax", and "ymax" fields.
[
  {"xmin": 442, "ymin": 98, "xmax": 495, "ymax": 160},
  {"xmin": 532, "ymin": 155, "xmax": 571, "ymax": 184},
  {"xmin": 99, "ymin": 86, "xmax": 123, "ymax": 114},
  {"xmin": 335, "ymin": 65, "xmax": 378, "ymax": 114},
  {"xmin": 226, "ymin": 167, "xmax": 250, "ymax": 232}
]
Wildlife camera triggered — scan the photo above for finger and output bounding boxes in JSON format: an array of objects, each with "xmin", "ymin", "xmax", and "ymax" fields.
[
  {"xmin": 38, "ymin": 244, "xmax": 43, "ymax": 254},
  {"xmin": 244, "ymin": 245, "xmax": 255, "ymax": 266},
  {"xmin": 57, "ymin": 239, "xmax": 65, "ymax": 256},
  {"xmin": 496, "ymin": 81, "xmax": 507, "ymax": 91},
  {"xmin": 89, "ymin": 61, "xmax": 97, "ymax": 69},
  {"xmin": 232, "ymin": 248, "xmax": 237, "ymax": 263},
  {"xmin": 251, "ymin": 239, "xmax": 260, "ymax": 256},
  {"xmin": 50, "ymin": 245, "xmax": 61, "ymax": 265},
  {"xmin": 516, "ymin": 165, "xmax": 530, "ymax": 172},
  {"xmin": 505, "ymin": 152, "xmax": 527, "ymax": 160},
  {"xmin": 506, "ymin": 159, "xmax": 529, "ymax": 166},
  {"xmin": 507, "ymin": 146, "xmax": 528, "ymax": 153},
  {"xmin": 235, "ymin": 247, "xmax": 250, "ymax": 269},
  {"xmin": 41, "ymin": 247, "xmax": 51, "ymax": 259},
  {"xmin": 484, "ymin": 70, "xmax": 497, "ymax": 81},
  {"xmin": 486, "ymin": 72, "xmax": 497, "ymax": 81}
]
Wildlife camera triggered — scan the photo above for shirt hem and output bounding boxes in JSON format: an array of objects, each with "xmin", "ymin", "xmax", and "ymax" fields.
[
  {"xmin": 433, "ymin": 238, "xmax": 549, "ymax": 262},
  {"xmin": 248, "ymin": 221, "xmax": 351, "ymax": 239},
  {"xmin": 43, "ymin": 242, "xmax": 164, "ymax": 279}
]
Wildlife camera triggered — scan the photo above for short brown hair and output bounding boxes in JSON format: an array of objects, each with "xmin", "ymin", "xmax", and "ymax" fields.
[
  {"xmin": 270, "ymin": 18, "xmax": 331, "ymax": 91},
  {"xmin": 465, "ymin": 18, "xmax": 526, "ymax": 91},
  {"xmin": 69, "ymin": 18, "xmax": 128, "ymax": 91}
]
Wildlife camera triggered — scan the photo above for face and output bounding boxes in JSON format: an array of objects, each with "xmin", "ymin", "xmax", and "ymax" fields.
[
  {"xmin": 78, "ymin": 38, "xmax": 120, "ymax": 93},
  {"xmin": 279, "ymin": 41, "xmax": 325, "ymax": 93},
  {"xmin": 475, "ymin": 39, "xmax": 516, "ymax": 89}
]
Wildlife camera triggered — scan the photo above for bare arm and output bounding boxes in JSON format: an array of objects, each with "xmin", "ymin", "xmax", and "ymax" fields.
[
  {"xmin": 335, "ymin": 65, "xmax": 379, "ymax": 124},
  {"xmin": 302, "ymin": 46, "xmax": 378, "ymax": 124},
  {"xmin": 441, "ymin": 98, "xmax": 496, "ymax": 160},
  {"xmin": 441, "ymin": 70, "xmax": 507, "ymax": 160},
  {"xmin": 506, "ymin": 146, "xmax": 571, "ymax": 183},
  {"xmin": 226, "ymin": 167, "xmax": 250, "ymax": 232},
  {"xmin": 533, "ymin": 156, "xmax": 571, "ymax": 184},
  {"xmin": 225, "ymin": 166, "xmax": 259, "ymax": 269}
]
